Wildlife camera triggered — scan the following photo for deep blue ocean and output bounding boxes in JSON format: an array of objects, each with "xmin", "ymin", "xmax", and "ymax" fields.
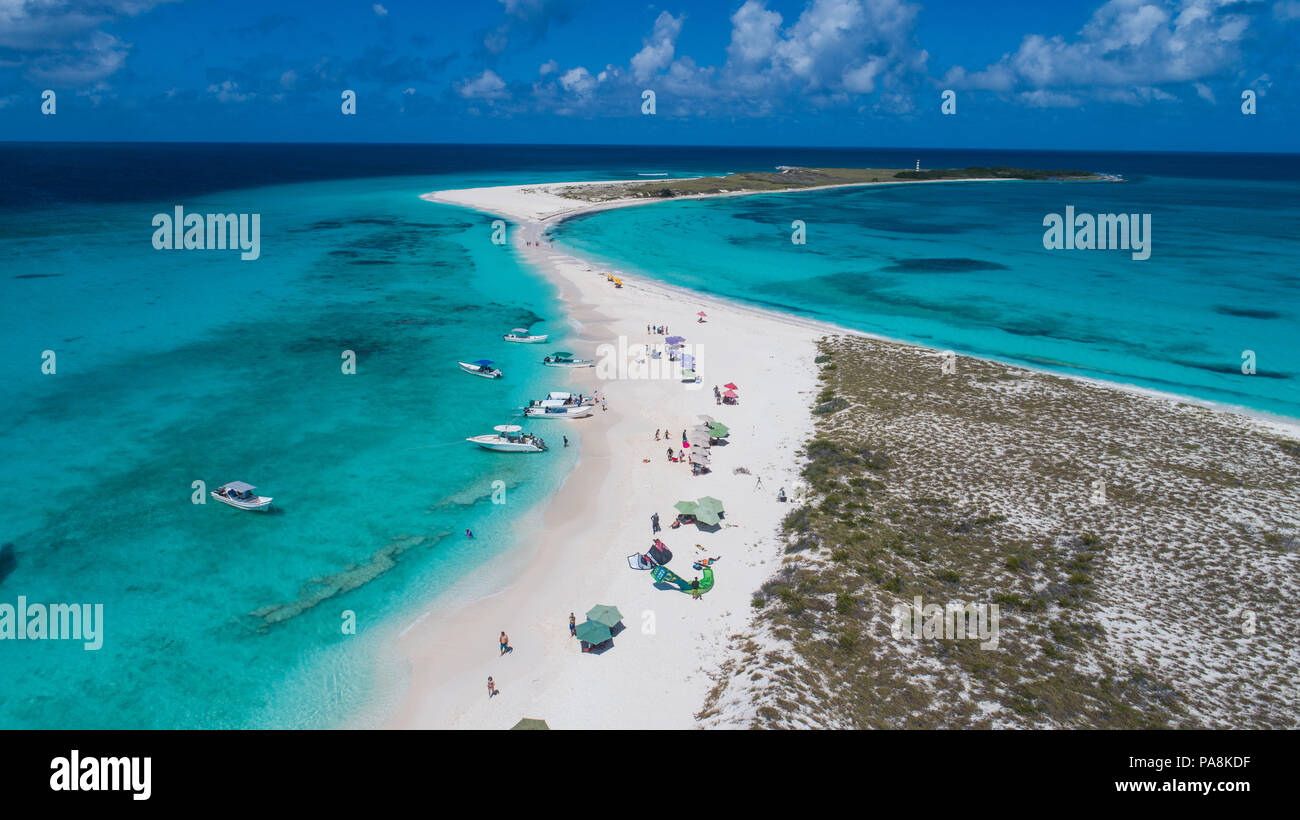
[{"xmin": 1, "ymin": 143, "xmax": 1296, "ymax": 728}]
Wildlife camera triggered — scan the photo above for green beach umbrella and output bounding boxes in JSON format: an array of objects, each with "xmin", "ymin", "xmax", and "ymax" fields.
[
  {"xmin": 693, "ymin": 507, "xmax": 721, "ymax": 526},
  {"xmin": 707, "ymin": 422, "xmax": 730, "ymax": 438},
  {"xmin": 586, "ymin": 604, "xmax": 624, "ymax": 628},
  {"xmin": 674, "ymin": 500, "xmax": 700, "ymax": 516},
  {"xmin": 511, "ymin": 718, "xmax": 550, "ymax": 730},
  {"xmin": 696, "ymin": 496, "xmax": 725, "ymax": 514},
  {"xmin": 574, "ymin": 620, "xmax": 613, "ymax": 645}
]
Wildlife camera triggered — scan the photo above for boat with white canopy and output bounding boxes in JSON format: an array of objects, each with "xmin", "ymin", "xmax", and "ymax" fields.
[
  {"xmin": 542, "ymin": 351, "xmax": 593, "ymax": 368},
  {"xmin": 211, "ymin": 481, "xmax": 273, "ymax": 511},
  {"xmin": 503, "ymin": 328, "xmax": 549, "ymax": 344},
  {"xmin": 523, "ymin": 401, "xmax": 593, "ymax": 419},
  {"xmin": 466, "ymin": 424, "xmax": 547, "ymax": 452},
  {"xmin": 458, "ymin": 359, "xmax": 503, "ymax": 379}
]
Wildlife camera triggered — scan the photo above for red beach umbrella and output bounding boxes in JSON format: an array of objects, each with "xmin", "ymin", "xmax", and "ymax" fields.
[
  {"xmin": 722, "ymin": 389, "xmax": 738, "ymax": 398},
  {"xmin": 697, "ymin": 311, "xmax": 708, "ymax": 317},
  {"xmin": 723, "ymin": 382, "xmax": 739, "ymax": 391}
]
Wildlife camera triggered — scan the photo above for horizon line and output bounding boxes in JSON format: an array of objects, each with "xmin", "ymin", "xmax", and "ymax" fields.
[{"xmin": 2, "ymin": 140, "xmax": 1298, "ymax": 157}]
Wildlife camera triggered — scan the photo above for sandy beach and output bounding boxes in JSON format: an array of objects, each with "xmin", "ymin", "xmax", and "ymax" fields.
[
  {"xmin": 388, "ymin": 181, "xmax": 831, "ymax": 728},
  {"xmin": 387, "ymin": 177, "xmax": 1300, "ymax": 730}
]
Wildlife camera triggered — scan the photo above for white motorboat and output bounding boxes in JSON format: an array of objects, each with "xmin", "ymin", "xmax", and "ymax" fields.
[
  {"xmin": 503, "ymin": 328, "xmax": 549, "ymax": 344},
  {"xmin": 544, "ymin": 391, "xmax": 595, "ymax": 406},
  {"xmin": 523, "ymin": 402, "xmax": 593, "ymax": 419},
  {"xmin": 211, "ymin": 481, "xmax": 273, "ymax": 511},
  {"xmin": 466, "ymin": 424, "xmax": 547, "ymax": 452},
  {"xmin": 458, "ymin": 359, "xmax": 502, "ymax": 379},
  {"xmin": 542, "ymin": 351, "xmax": 593, "ymax": 368}
]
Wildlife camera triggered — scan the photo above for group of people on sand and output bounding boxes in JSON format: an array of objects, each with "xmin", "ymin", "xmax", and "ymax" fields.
[{"xmin": 646, "ymin": 324, "xmax": 670, "ymax": 335}]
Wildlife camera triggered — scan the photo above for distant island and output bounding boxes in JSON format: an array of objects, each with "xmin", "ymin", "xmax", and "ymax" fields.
[{"xmin": 555, "ymin": 166, "xmax": 1106, "ymax": 203}]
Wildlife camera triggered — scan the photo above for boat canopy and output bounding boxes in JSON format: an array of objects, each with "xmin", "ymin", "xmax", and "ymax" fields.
[
  {"xmin": 510, "ymin": 328, "xmax": 530, "ymax": 334},
  {"xmin": 472, "ymin": 359, "xmax": 495, "ymax": 366},
  {"xmin": 494, "ymin": 424, "xmax": 523, "ymax": 433},
  {"xmin": 551, "ymin": 351, "xmax": 574, "ymax": 358},
  {"xmin": 221, "ymin": 481, "xmax": 256, "ymax": 493}
]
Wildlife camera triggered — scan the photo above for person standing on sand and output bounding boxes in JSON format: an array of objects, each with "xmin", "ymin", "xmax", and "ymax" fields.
[
  {"xmin": 601, "ymin": 397, "xmax": 607, "ymax": 412},
  {"xmin": 667, "ymin": 446, "xmax": 674, "ymax": 461},
  {"xmin": 569, "ymin": 612, "xmax": 577, "ymax": 637},
  {"xmin": 691, "ymin": 577, "xmax": 701, "ymax": 600},
  {"xmin": 487, "ymin": 676, "xmax": 498, "ymax": 698},
  {"xmin": 500, "ymin": 631, "xmax": 511, "ymax": 656},
  {"xmin": 652, "ymin": 512, "xmax": 660, "ymax": 533},
  {"xmin": 655, "ymin": 429, "xmax": 660, "ymax": 441}
]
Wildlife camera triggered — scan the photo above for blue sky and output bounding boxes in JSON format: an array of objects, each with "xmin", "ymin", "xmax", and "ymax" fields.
[{"xmin": 0, "ymin": 0, "xmax": 1296, "ymax": 150}]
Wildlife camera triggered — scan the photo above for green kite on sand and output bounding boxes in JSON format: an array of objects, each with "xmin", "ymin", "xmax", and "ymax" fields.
[{"xmin": 650, "ymin": 564, "xmax": 714, "ymax": 594}]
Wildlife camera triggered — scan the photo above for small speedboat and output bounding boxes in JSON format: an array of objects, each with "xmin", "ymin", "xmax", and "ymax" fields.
[
  {"xmin": 523, "ymin": 402, "xmax": 593, "ymax": 419},
  {"xmin": 212, "ymin": 481, "xmax": 273, "ymax": 511},
  {"xmin": 542, "ymin": 351, "xmax": 593, "ymax": 368},
  {"xmin": 544, "ymin": 391, "xmax": 595, "ymax": 406},
  {"xmin": 466, "ymin": 425, "xmax": 547, "ymax": 452},
  {"xmin": 458, "ymin": 359, "xmax": 502, "ymax": 379},
  {"xmin": 503, "ymin": 328, "xmax": 549, "ymax": 344}
]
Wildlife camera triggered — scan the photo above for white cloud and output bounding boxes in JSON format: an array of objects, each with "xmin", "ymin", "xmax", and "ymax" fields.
[
  {"xmin": 207, "ymin": 79, "xmax": 252, "ymax": 103},
  {"xmin": 373, "ymin": 4, "xmax": 388, "ymax": 16},
  {"xmin": 943, "ymin": 0, "xmax": 1258, "ymax": 106},
  {"xmin": 1194, "ymin": 81, "xmax": 1215, "ymax": 102},
  {"xmin": 558, "ymin": 66, "xmax": 596, "ymax": 95},
  {"xmin": 631, "ymin": 11, "xmax": 684, "ymax": 82},
  {"xmin": 0, "ymin": 0, "xmax": 172, "ymax": 84},
  {"xmin": 457, "ymin": 68, "xmax": 510, "ymax": 100}
]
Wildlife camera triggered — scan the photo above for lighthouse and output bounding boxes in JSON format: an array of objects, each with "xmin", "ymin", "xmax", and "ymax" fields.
[{"xmin": 915, "ymin": 159, "xmax": 920, "ymax": 171}]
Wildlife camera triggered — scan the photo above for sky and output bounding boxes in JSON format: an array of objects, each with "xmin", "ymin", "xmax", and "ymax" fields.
[{"xmin": 0, "ymin": 0, "xmax": 1297, "ymax": 150}]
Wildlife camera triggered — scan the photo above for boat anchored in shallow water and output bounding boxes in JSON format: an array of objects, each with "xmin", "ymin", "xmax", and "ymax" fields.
[
  {"xmin": 542, "ymin": 351, "xmax": 593, "ymax": 368},
  {"xmin": 458, "ymin": 359, "xmax": 503, "ymax": 379},
  {"xmin": 523, "ymin": 402, "xmax": 593, "ymax": 419},
  {"xmin": 503, "ymin": 328, "xmax": 549, "ymax": 344},
  {"xmin": 211, "ymin": 481, "xmax": 273, "ymax": 511},
  {"xmin": 466, "ymin": 424, "xmax": 547, "ymax": 452}
]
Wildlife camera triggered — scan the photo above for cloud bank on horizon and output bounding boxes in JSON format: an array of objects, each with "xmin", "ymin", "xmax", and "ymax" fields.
[{"xmin": 0, "ymin": 0, "xmax": 1296, "ymax": 150}]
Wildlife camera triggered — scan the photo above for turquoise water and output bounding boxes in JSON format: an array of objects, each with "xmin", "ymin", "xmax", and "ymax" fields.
[
  {"xmin": 555, "ymin": 175, "xmax": 1300, "ymax": 419},
  {"xmin": 0, "ymin": 174, "xmax": 584, "ymax": 728},
  {"xmin": 3, "ymin": 145, "xmax": 1297, "ymax": 729}
]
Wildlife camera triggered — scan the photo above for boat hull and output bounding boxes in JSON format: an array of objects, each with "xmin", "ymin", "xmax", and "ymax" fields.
[
  {"xmin": 211, "ymin": 492, "xmax": 273, "ymax": 511},
  {"xmin": 466, "ymin": 436, "xmax": 546, "ymax": 452},
  {"xmin": 457, "ymin": 361, "xmax": 502, "ymax": 379},
  {"xmin": 503, "ymin": 335, "xmax": 549, "ymax": 344},
  {"xmin": 542, "ymin": 360, "xmax": 594, "ymax": 368},
  {"xmin": 523, "ymin": 407, "xmax": 592, "ymax": 419}
]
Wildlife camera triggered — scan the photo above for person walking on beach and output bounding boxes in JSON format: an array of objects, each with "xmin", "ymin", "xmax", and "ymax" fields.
[
  {"xmin": 563, "ymin": 435, "xmax": 569, "ymax": 448},
  {"xmin": 755, "ymin": 475, "xmax": 764, "ymax": 490},
  {"xmin": 569, "ymin": 612, "xmax": 577, "ymax": 637},
  {"xmin": 655, "ymin": 429, "xmax": 660, "ymax": 441},
  {"xmin": 500, "ymin": 631, "xmax": 511, "ymax": 656},
  {"xmin": 487, "ymin": 676, "xmax": 498, "ymax": 698},
  {"xmin": 601, "ymin": 397, "xmax": 607, "ymax": 412},
  {"xmin": 691, "ymin": 576, "xmax": 701, "ymax": 600},
  {"xmin": 651, "ymin": 512, "xmax": 660, "ymax": 533},
  {"xmin": 667, "ymin": 446, "xmax": 674, "ymax": 462}
]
